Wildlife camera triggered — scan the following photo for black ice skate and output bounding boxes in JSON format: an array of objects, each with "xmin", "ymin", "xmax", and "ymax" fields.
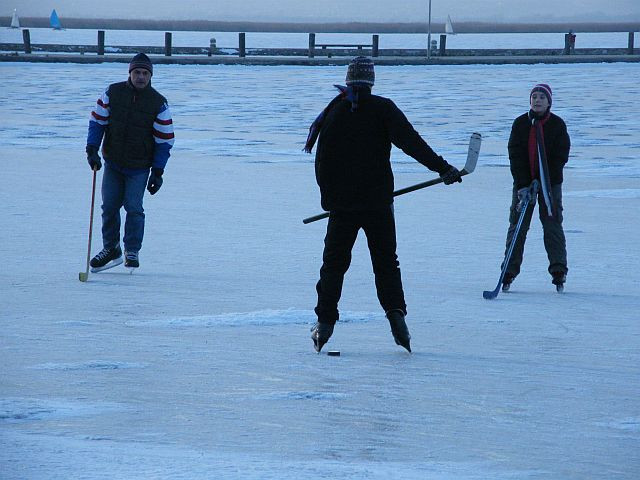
[
  {"xmin": 90, "ymin": 245, "xmax": 123, "ymax": 273},
  {"xmin": 386, "ymin": 309, "xmax": 412, "ymax": 352},
  {"xmin": 502, "ymin": 273, "xmax": 515, "ymax": 292},
  {"xmin": 552, "ymin": 271, "xmax": 566, "ymax": 293},
  {"xmin": 124, "ymin": 250, "xmax": 139, "ymax": 270},
  {"xmin": 311, "ymin": 322, "xmax": 334, "ymax": 353}
]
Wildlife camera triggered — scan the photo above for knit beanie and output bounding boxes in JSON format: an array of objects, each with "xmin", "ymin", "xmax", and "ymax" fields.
[
  {"xmin": 346, "ymin": 56, "xmax": 375, "ymax": 87},
  {"xmin": 530, "ymin": 83, "xmax": 552, "ymax": 106},
  {"xmin": 129, "ymin": 53, "xmax": 153, "ymax": 75}
]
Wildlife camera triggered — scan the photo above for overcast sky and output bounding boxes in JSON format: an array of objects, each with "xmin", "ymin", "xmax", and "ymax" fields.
[{"xmin": 7, "ymin": 0, "xmax": 640, "ymax": 23}]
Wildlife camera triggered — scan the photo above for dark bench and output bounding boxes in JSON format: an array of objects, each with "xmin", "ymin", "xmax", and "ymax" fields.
[{"xmin": 316, "ymin": 43, "xmax": 372, "ymax": 57}]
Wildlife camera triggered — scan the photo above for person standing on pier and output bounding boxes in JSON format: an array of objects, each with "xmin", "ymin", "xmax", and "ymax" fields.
[
  {"xmin": 304, "ymin": 56, "xmax": 462, "ymax": 353},
  {"xmin": 85, "ymin": 53, "xmax": 174, "ymax": 272},
  {"xmin": 500, "ymin": 83, "xmax": 570, "ymax": 293}
]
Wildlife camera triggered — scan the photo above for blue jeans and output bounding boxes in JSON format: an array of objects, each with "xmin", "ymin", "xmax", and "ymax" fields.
[{"xmin": 100, "ymin": 162, "xmax": 149, "ymax": 253}]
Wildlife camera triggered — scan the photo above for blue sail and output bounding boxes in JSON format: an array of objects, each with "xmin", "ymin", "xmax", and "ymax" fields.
[{"xmin": 50, "ymin": 9, "xmax": 62, "ymax": 30}]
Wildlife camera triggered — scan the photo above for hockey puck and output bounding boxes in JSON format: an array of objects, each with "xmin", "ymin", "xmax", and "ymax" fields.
[{"xmin": 327, "ymin": 350, "xmax": 340, "ymax": 357}]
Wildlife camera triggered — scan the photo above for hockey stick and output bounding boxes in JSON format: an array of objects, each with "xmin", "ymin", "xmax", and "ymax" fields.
[
  {"xmin": 483, "ymin": 180, "xmax": 539, "ymax": 300},
  {"xmin": 303, "ymin": 132, "xmax": 482, "ymax": 225},
  {"xmin": 79, "ymin": 168, "xmax": 98, "ymax": 282}
]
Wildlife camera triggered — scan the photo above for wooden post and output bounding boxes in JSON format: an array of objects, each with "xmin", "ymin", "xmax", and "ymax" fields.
[
  {"xmin": 97, "ymin": 30, "xmax": 105, "ymax": 56},
  {"xmin": 629, "ymin": 32, "xmax": 635, "ymax": 54},
  {"xmin": 308, "ymin": 33, "xmax": 315, "ymax": 58},
  {"xmin": 164, "ymin": 32, "xmax": 172, "ymax": 56},
  {"xmin": 22, "ymin": 29, "xmax": 31, "ymax": 54},
  {"xmin": 564, "ymin": 33, "xmax": 570, "ymax": 55},
  {"xmin": 239, "ymin": 32, "xmax": 246, "ymax": 57},
  {"xmin": 372, "ymin": 35, "xmax": 379, "ymax": 57},
  {"xmin": 439, "ymin": 34, "xmax": 447, "ymax": 56}
]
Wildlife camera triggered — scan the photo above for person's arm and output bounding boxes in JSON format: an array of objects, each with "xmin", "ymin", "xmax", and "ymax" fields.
[
  {"xmin": 85, "ymin": 88, "xmax": 110, "ymax": 170},
  {"xmin": 87, "ymin": 88, "xmax": 110, "ymax": 148},
  {"xmin": 507, "ymin": 117, "xmax": 531, "ymax": 189},
  {"xmin": 151, "ymin": 102, "xmax": 174, "ymax": 170},
  {"xmin": 385, "ymin": 99, "xmax": 449, "ymax": 174},
  {"xmin": 551, "ymin": 117, "xmax": 570, "ymax": 165}
]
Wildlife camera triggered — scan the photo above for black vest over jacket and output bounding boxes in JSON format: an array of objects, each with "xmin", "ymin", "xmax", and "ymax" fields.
[{"xmin": 103, "ymin": 81, "xmax": 166, "ymax": 169}]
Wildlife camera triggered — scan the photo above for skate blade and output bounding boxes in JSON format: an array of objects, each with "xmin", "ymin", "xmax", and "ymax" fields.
[{"xmin": 90, "ymin": 258, "xmax": 123, "ymax": 273}]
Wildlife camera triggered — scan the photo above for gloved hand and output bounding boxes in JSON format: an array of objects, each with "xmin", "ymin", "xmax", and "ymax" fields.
[
  {"xmin": 147, "ymin": 168, "xmax": 164, "ymax": 195},
  {"xmin": 86, "ymin": 145, "xmax": 102, "ymax": 171},
  {"xmin": 516, "ymin": 186, "xmax": 536, "ymax": 212},
  {"xmin": 440, "ymin": 165, "xmax": 462, "ymax": 185}
]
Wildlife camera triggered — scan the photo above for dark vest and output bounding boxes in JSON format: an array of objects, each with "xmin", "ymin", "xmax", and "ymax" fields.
[{"xmin": 103, "ymin": 80, "xmax": 167, "ymax": 169}]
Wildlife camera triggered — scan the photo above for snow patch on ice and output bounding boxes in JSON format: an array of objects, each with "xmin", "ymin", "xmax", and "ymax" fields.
[
  {"xmin": 595, "ymin": 417, "xmax": 640, "ymax": 432},
  {"xmin": 565, "ymin": 188, "xmax": 640, "ymax": 199},
  {"xmin": 0, "ymin": 397, "xmax": 129, "ymax": 423},
  {"xmin": 257, "ymin": 391, "xmax": 348, "ymax": 401},
  {"xmin": 126, "ymin": 308, "xmax": 379, "ymax": 327},
  {"xmin": 29, "ymin": 361, "xmax": 148, "ymax": 371}
]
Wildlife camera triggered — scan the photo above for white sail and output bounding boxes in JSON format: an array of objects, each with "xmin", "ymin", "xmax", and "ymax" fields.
[
  {"xmin": 445, "ymin": 15, "xmax": 455, "ymax": 35},
  {"xmin": 10, "ymin": 9, "xmax": 20, "ymax": 28}
]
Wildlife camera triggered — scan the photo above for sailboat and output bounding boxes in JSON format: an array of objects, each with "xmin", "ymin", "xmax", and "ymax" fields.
[
  {"xmin": 9, "ymin": 8, "xmax": 20, "ymax": 28},
  {"xmin": 50, "ymin": 9, "xmax": 62, "ymax": 30},
  {"xmin": 445, "ymin": 15, "xmax": 455, "ymax": 35}
]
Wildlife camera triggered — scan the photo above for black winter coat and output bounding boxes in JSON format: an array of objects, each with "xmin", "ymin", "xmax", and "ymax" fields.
[
  {"xmin": 315, "ymin": 90, "xmax": 449, "ymax": 212},
  {"xmin": 508, "ymin": 111, "xmax": 570, "ymax": 189},
  {"xmin": 103, "ymin": 80, "xmax": 167, "ymax": 170}
]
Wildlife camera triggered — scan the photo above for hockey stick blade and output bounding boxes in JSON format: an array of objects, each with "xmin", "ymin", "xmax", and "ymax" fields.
[{"xmin": 303, "ymin": 132, "xmax": 482, "ymax": 224}]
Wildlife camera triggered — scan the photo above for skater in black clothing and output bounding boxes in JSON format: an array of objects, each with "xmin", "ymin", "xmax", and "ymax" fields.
[
  {"xmin": 501, "ymin": 83, "xmax": 570, "ymax": 292},
  {"xmin": 304, "ymin": 56, "xmax": 462, "ymax": 352}
]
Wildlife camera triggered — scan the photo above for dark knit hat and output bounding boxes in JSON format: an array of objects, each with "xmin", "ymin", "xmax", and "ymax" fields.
[
  {"xmin": 346, "ymin": 56, "xmax": 375, "ymax": 86},
  {"xmin": 530, "ymin": 83, "xmax": 552, "ymax": 106},
  {"xmin": 129, "ymin": 53, "xmax": 153, "ymax": 75}
]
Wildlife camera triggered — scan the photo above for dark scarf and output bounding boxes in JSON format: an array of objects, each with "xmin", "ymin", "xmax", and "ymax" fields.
[
  {"xmin": 303, "ymin": 85, "xmax": 366, "ymax": 153},
  {"xmin": 528, "ymin": 110, "xmax": 555, "ymax": 217}
]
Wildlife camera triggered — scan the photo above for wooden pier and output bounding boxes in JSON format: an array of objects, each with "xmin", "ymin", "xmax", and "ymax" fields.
[{"xmin": 1, "ymin": 30, "xmax": 638, "ymax": 65}]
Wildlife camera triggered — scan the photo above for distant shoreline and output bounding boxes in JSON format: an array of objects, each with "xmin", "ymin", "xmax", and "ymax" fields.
[{"xmin": 3, "ymin": 18, "xmax": 639, "ymax": 33}]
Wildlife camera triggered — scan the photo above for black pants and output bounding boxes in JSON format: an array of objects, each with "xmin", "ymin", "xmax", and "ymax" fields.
[{"xmin": 315, "ymin": 206, "xmax": 406, "ymax": 325}]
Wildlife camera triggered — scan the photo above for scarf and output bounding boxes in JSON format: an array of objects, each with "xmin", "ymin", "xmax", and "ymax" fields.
[
  {"xmin": 528, "ymin": 110, "xmax": 555, "ymax": 217},
  {"xmin": 303, "ymin": 85, "xmax": 364, "ymax": 153}
]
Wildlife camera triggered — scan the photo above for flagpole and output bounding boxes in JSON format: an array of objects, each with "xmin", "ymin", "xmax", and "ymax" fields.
[{"xmin": 427, "ymin": 0, "xmax": 432, "ymax": 60}]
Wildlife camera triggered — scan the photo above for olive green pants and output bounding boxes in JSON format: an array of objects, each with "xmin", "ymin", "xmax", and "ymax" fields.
[{"xmin": 503, "ymin": 184, "xmax": 568, "ymax": 278}]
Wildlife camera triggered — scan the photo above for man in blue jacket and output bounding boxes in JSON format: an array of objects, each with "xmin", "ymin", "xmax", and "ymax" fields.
[{"xmin": 86, "ymin": 53, "xmax": 174, "ymax": 272}]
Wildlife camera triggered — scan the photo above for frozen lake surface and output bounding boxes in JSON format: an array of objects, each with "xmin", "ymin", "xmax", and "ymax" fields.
[{"xmin": 0, "ymin": 61, "xmax": 639, "ymax": 479}]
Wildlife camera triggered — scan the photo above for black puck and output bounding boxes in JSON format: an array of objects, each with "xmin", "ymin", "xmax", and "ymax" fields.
[{"xmin": 327, "ymin": 350, "xmax": 341, "ymax": 356}]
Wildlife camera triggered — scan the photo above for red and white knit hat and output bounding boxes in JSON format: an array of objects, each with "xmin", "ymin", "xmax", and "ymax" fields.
[{"xmin": 530, "ymin": 83, "xmax": 552, "ymax": 106}]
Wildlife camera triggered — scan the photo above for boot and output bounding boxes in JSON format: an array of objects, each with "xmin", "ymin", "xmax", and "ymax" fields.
[{"xmin": 386, "ymin": 309, "xmax": 411, "ymax": 352}]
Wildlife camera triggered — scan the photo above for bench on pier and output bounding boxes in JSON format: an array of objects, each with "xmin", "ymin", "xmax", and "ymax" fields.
[{"xmin": 316, "ymin": 43, "xmax": 373, "ymax": 57}]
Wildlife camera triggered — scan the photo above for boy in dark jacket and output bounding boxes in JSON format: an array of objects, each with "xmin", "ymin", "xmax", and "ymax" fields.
[
  {"xmin": 304, "ymin": 56, "xmax": 462, "ymax": 352},
  {"xmin": 502, "ymin": 83, "xmax": 570, "ymax": 292}
]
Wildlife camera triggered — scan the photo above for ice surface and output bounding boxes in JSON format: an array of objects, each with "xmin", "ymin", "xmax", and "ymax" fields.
[{"xmin": 0, "ymin": 60, "xmax": 638, "ymax": 479}]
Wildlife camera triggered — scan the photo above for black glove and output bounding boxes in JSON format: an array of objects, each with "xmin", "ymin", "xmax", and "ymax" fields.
[
  {"xmin": 440, "ymin": 165, "xmax": 462, "ymax": 185},
  {"xmin": 86, "ymin": 145, "xmax": 102, "ymax": 171},
  {"xmin": 516, "ymin": 182, "xmax": 538, "ymax": 212},
  {"xmin": 147, "ymin": 168, "xmax": 164, "ymax": 195}
]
